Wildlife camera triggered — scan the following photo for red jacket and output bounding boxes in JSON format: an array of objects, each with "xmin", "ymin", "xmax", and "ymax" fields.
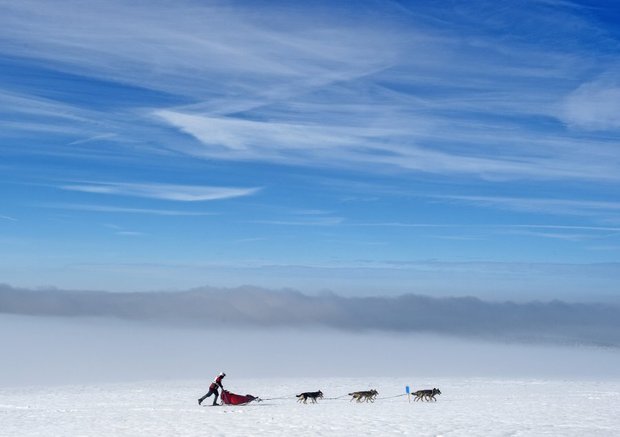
[{"xmin": 209, "ymin": 375, "xmax": 225, "ymax": 390}]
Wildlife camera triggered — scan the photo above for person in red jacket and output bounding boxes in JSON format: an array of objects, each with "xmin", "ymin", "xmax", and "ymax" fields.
[{"xmin": 198, "ymin": 372, "xmax": 226, "ymax": 406}]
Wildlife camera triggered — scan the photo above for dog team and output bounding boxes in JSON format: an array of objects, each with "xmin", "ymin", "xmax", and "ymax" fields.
[{"xmin": 296, "ymin": 387, "xmax": 441, "ymax": 404}]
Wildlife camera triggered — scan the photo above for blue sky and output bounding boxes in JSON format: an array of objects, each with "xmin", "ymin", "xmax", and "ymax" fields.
[{"xmin": 1, "ymin": 0, "xmax": 620, "ymax": 300}]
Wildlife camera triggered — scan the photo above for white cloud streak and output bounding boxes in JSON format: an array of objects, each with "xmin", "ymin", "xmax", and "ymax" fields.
[
  {"xmin": 250, "ymin": 217, "xmax": 345, "ymax": 226},
  {"xmin": 37, "ymin": 203, "xmax": 216, "ymax": 216},
  {"xmin": 560, "ymin": 71, "xmax": 620, "ymax": 130},
  {"xmin": 434, "ymin": 195, "xmax": 620, "ymax": 217},
  {"xmin": 155, "ymin": 106, "xmax": 620, "ymax": 181},
  {"xmin": 115, "ymin": 231, "xmax": 145, "ymax": 237},
  {"xmin": 353, "ymin": 222, "xmax": 620, "ymax": 232},
  {"xmin": 350, "ymin": 221, "xmax": 620, "ymax": 241},
  {"xmin": 59, "ymin": 182, "xmax": 261, "ymax": 201}
]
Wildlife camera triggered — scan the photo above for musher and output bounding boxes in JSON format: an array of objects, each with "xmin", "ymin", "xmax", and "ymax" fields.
[{"xmin": 198, "ymin": 372, "xmax": 226, "ymax": 406}]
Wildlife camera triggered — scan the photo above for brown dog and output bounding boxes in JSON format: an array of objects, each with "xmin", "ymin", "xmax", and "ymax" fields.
[
  {"xmin": 413, "ymin": 388, "xmax": 441, "ymax": 402},
  {"xmin": 349, "ymin": 389, "xmax": 378, "ymax": 402}
]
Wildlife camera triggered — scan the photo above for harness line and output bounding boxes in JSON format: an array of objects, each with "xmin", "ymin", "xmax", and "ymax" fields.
[{"xmin": 259, "ymin": 392, "xmax": 407, "ymax": 402}]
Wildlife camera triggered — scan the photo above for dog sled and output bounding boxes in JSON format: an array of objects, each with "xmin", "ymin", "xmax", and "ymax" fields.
[{"xmin": 220, "ymin": 390, "xmax": 260, "ymax": 405}]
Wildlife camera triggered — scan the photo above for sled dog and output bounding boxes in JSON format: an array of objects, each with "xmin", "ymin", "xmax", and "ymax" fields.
[
  {"xmin": 413, "ymin": 388, "xmax": 441, "ymax": 402},
  {"xmin": 296, "ymin": 390, "xmax": 324, "ymax": 404},
  {"xmin": 349, "ymin": 389, "xmax": 378, "ymax": 402}
]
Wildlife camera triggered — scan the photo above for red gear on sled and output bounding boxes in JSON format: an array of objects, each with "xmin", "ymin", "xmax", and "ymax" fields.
[{"xmin": 220, "ymin": 390, "xmax": 259, "ymax": 405}]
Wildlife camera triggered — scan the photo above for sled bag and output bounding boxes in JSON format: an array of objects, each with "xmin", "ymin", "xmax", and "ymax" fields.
[{"xmin": 220, "ymin": 390, "xmax": 257, "ymax": 405}]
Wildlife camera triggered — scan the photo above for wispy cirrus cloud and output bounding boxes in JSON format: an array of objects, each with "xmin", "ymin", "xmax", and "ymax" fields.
[
  {"xmin": 510, "ymin": 224, "xmax": 620, "ymax": 232},
  {"xmin": 156, "ymin": 109, "xmax": 553, "ymax": 178},
  {"xmin": 37, "ymin": 203, "xmax": 216, "ymax": 216},
  {"xmin": 114, "ymin": 231, "xmax": 145, "ymax": 237},
  {"xmin": 0, "ymin": 88, "xmax": 175, "ymax": 162},
  {"xmin": 0, "ymin": 214, "xmax": 17, "ymax": 221},
  {"xmin": 0, "ymin": 90, "xmax": 100, "ymax": 144},
  {"xmin": 0, "ymin": 90, "xmax": 89, "ymax": 124},
  {"xmin": 250, "ymin": 217, "xmax": 345, "ymax": 226},
  {"xmin": 433, "ymin": 194, "xmax": 620, "ymax": 217},
  {"xmin": 504, "ymin": 229, "xmax": 598, "ymax": 242},
  {"xmin": 157, "ymin": 108, "xmax": 620, "ymax": 181},
  {"xmin": 58, "ymin": 182, "xmax": 261, "ymax": 201},
  {"xmin": 351, "ymin": 221, "xmax": 620, "ymax": 242},
  {"xmin": 2, "ymin": 0, "xmax": 619, "ymax": 182},
  {"xmin": 560, "ymin": 71, "xmax": 620, "ymax": 131},
  {"xmin": 248, "ymin": 207, "xmax": 344, "ymax": 226},
  {"xmin": 0, "ymin": 0, "xmax": 397, "ymax": 99},
  {"xmin": 67, "ymin": 133, "xmax": 118, "ymax": 146},
  {"xmin": 152, "ymin": 64, "xmax": 620, "ymax": 181}
]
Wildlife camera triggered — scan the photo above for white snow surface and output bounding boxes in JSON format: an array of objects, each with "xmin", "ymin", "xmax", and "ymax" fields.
[{"xmin": 1, "ymin": 377, "xmax": 618, "ymax": 436}]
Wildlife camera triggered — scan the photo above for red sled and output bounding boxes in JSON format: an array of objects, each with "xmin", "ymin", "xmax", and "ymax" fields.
[{"xmin": 220, "ymin": 390, "xmax": 260, "ymax": 405}]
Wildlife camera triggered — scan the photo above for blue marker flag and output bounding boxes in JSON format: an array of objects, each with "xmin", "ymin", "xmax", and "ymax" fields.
[{"xmin": 406, "ymin": 385, "xmax": 410, "ymax": 394}]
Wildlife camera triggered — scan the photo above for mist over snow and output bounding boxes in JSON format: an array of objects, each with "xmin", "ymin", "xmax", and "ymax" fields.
[
  {"xmin": 2, "ymin": 284, "xmax": 620, "ymax": 391},
  {"xmin": 1, "ymin": 284, "xmax": 620, "ymax": 348},
  {"xmin": 2, "ymin": 313, "xmax": 620, "ymax": 387}
]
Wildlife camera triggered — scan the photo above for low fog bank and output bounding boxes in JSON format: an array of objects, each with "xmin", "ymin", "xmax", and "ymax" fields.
[
  {"xmin": 1, "ymin": 284, "xmax": 620, "ymax": 347},
  {"xmin": 1, "ymin": 314, "xmax": 620, "ymax": 387}
]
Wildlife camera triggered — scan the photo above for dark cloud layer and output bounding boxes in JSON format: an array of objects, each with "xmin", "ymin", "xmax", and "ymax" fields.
[{"xmin": 1, "ymin": 284, "xmax": 619, "ymax": 346}]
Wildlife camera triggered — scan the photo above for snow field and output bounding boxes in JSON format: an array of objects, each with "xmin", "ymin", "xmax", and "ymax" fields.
[{"xmin": 1, "ymin": 377, "xmax": 618, "ymax": 436}]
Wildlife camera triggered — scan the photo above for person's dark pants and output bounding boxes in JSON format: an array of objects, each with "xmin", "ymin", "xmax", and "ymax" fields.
[{"xmin": 198, "ymin": 388, "xmax": 219, "ymax": 405}]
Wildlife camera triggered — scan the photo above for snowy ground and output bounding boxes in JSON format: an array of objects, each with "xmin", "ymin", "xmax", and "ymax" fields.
[{"xmin": 1, "ymin": 377, "xmax": 618, "ymax": 436}]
